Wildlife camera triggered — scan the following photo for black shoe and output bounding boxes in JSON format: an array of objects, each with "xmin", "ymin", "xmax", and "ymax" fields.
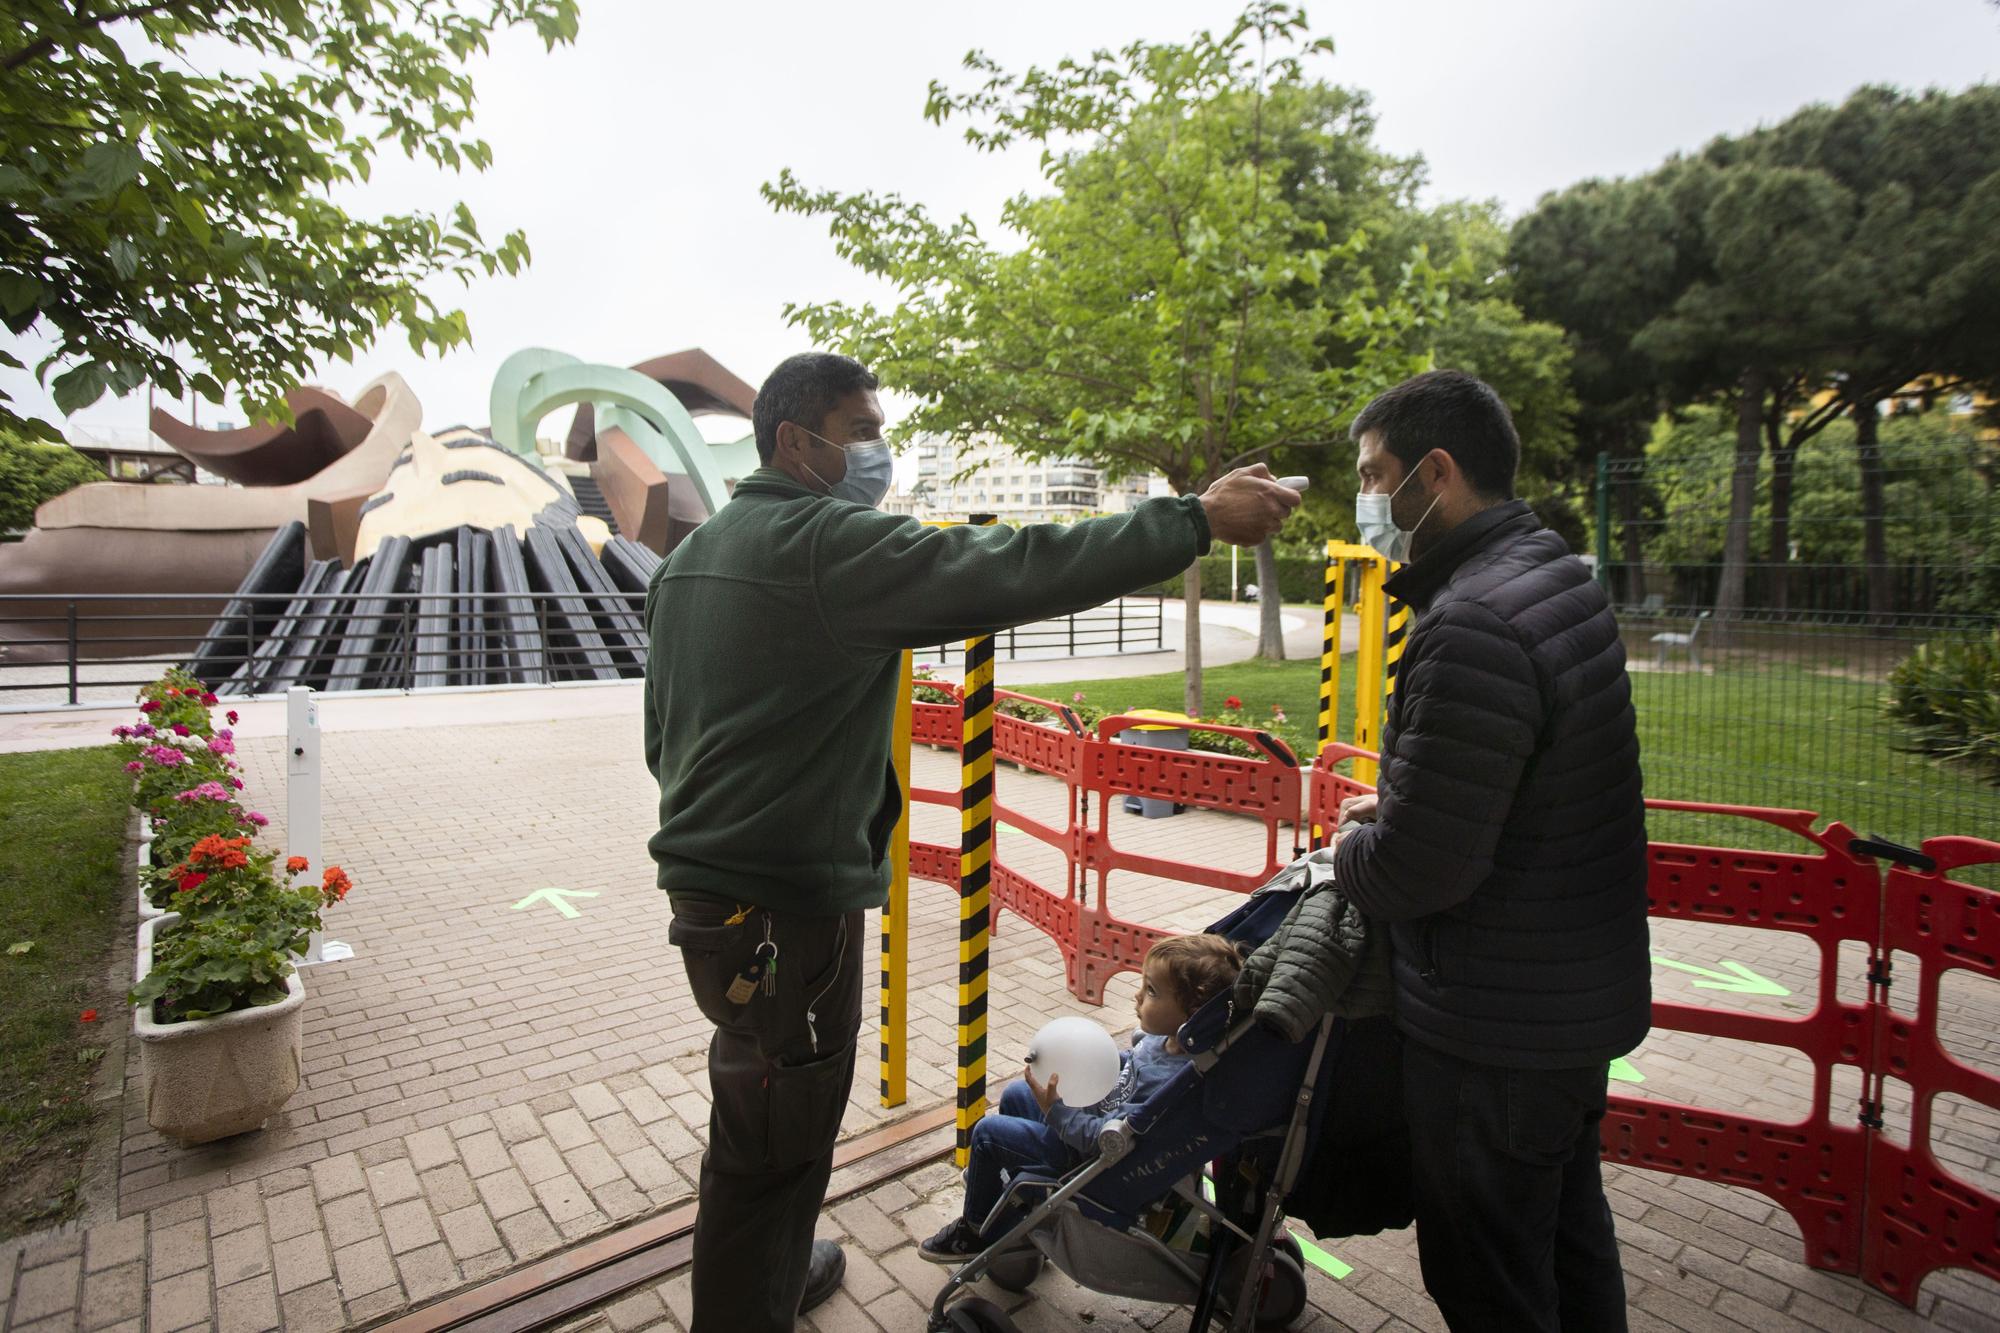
[
  {"xmin": 919, "ymin": 1216, "xmax": 986, "ymax": 1264},
  {"xmin": 800, "ymin": 1239, "xmax": 846, "ymax": 1315}
]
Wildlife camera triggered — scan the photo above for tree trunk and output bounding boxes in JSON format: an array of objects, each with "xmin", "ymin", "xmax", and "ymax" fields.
[
  {"xmin": 1182, "ymin": 560, "xmax": 1204, "ymax": 717},
  {"xmin": 1767, "ymin": 438, "xmax": 1798, "ymax": 615},
  {"xmin": 1254, "ymin": 538, "xmax": 1284, "ymax": 660},
  {"xmin": 1854, "ymin": 398, "xmax": 1892, "ymax": 622},
  {"xmin": 1713, "ymin": 368, "xmax": 1765, "ymax": 636}
]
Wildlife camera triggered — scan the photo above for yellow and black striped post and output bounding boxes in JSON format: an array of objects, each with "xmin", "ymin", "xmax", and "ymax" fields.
[
  {"xmin": 1318, "ymin": 542, "xmax": 1341, "ymax": 759},
  {"xmin": 956, "ymin": 516, "xmax": 998, "ymax": 1167},
  {"xmin": 1351, "ymin": 556, "xmax": 1389, "ymax": 786},
  {"xmin": 879, "ymin": 650, "xmax": 913, "ymax": 1109},
  {"xmin": 1382, "ymin": 575, "xmax": 1409, "ymax": 726}
]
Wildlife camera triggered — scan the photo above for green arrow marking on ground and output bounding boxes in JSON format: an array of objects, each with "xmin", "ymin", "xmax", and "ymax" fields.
[
  {"xmin": 1649, "ymin": 955, "xmax": 1790, "ymax": 997},
  {"xmin": 512, "ymin": 888, "xmax": 598, "ymax": 920},
  {"xmin": 1287, "ymin": 1227, "xmax": 1354, "ymax": 1280},
  {"xmin": 1608, "ymin": 1057, "xmax": 1645, "ymax": 1084}
]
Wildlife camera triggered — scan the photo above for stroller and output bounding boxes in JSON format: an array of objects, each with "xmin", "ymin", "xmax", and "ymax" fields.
[{"xmin": 927, "ymin": 879, "xmax": 1405, "ymax": 1333}]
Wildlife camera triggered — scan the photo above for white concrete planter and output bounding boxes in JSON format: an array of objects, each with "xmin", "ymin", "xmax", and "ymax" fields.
[
  {"xmin": 134, "ymin": 913, "xmax": 305, "ymax": 1144},
  {"xmin": 135, "ymin": 815, "xmax": 165, "ymax": 921}
]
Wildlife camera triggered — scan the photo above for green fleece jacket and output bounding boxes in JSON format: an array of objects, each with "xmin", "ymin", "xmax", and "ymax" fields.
[{"xmin": 642, "ymin": 468, "xmax": 1211, "ymax": 914}]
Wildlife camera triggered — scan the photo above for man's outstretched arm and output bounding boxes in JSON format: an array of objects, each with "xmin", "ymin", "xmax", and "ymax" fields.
[{"xmin": 821, "ymin": 465, "xmax": 1302, "ymax": 655}]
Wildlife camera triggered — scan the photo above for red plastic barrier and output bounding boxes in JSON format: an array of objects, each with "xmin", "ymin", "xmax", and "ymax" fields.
[
  {"xmin": 1605, "ymin": 800, "xmax": 1883, "ymax": 1278},
  {"xmin": 1863, "ymin": 835, "xmax": 2000, "ymax": 1303},
  {"xmin": 900, "ymin": 688, "xmax": 2000, "ymax": 1306}
]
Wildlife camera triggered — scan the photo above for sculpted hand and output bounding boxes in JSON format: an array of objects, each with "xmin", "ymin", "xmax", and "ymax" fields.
[{"xmin": 1198, "ymin": 465, "xmax": 1304, "ymax": 547}]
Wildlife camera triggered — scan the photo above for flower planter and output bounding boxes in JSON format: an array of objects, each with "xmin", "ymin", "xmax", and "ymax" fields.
[{"xmin": 134, "ymin": 913, "xmax": 305, "ymax": 1144}]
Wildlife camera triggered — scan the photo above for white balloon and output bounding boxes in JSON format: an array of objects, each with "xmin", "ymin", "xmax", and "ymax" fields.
[{"xmin": 1025, "ymin": 1017, "xmax": 1122, "ymax": 1107}]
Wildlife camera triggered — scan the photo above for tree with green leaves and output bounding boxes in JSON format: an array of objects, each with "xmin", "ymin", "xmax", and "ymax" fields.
[
  {"xmin": 0, "ymin": 428, "xmax": 102, "ymax": 532},
  {"xmin": 765, "ymin": 4, "xmax": 1439, "ymax": 714},
  {"xmin": 0, "ymin": 0, "xmax": 580, "ymax": 439},
  {"xmin": 1514, "ymin": 85, "xmax": 2000, "ymax": 622}
]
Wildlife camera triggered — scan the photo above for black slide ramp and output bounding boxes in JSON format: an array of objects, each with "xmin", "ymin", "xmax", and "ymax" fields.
[
  {"xmin": 266, "ymin": 561, "xmax": 363, "ymax": 694},
  {"xmin": 552, "ymin": 524, "xmax": 647, "ymax": 671},
  {"xmin": 325, "ymin": 535, "xmax": 411, "ymax": 691},
  {"xmin": 454, "ymin": 527, "xmax": 491, "ymax": 688},
  {"xmin": 236, "ymin": 560, "xmax": 335, "ymax": 695},
  {"xmin": 523, "ymin": 522, "xmax": 617, "ymax": 681},
  {"xmin": 486, "ymin": 525, "xmax": 546, "ymax": 686},
  {"xmin": 601, "ymin": 536, "xmax": 662, "ymax": 597},
  {"xmin": 188, "ymin": 521, "xmax": 309, "ymax": 690},
  {"xmin": 413, "ymin": 539, "xmax": 456, "ymax": 691}
]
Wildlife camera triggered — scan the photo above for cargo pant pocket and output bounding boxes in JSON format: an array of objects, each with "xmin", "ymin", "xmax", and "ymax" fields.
[{"xmin": 763, "ymin": 1046, "xmax": 855, "ymax": 1173}]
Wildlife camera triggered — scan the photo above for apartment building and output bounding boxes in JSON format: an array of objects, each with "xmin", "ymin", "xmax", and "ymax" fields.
[{"xmin": 895, "ymin": 434, "xmax": 1160, "ymax": 522}]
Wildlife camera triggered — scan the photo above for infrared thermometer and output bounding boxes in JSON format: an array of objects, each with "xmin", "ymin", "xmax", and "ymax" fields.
[{"xmin": 1277, "ymin": 476, "xmax": 1310, "ymax": 490}]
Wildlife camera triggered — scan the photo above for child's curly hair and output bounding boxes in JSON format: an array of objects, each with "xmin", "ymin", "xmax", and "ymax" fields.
[{"xmin": 1144, "ymin": 933, "xmax": 1245, "ymax": 1014}]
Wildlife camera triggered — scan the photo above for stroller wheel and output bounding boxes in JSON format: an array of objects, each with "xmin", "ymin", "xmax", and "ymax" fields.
[
  {"xmin": 1220, "ymin": 1245, "xmax": 1310, "ymax": 1329},
  {"xmin": 941, "ymin": 1294, "xmax": 1019, "ymax": 1333},
  {"xmin": 984, "ymin": 1246, "xmax": 1045, "ymax": 1293}
]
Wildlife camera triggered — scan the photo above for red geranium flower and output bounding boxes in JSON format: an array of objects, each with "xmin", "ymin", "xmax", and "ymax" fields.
[
  {"xmin": 177, "ymin": 871, "xmax": 208, "ymax": 894},
  {"xmin": 226, "ymin": 711, "xmax": 239, "ymax": 725},
  {"xmin": 286, "ymin": 855, "xmax": 310, "ymax": 874},
  {"xmin": 1225, "ymin": 696, "xmax": 1242, "ymax": 710},
  {"xmin": 201, "ymin": 693, "xmax": 218, "ymax": 705},
  {"xmin": 80, "ymin": 1009, "xmax": 98, "ymax": 1022},
  {"xmin": 322, "ymin": 865, "xmax": 353, "ymax": 902},
  {"xmin": 139, "ymin": 700, "xmax": 160, "ymax": 713}
]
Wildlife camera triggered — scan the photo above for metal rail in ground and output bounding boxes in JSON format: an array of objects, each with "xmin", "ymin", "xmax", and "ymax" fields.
[{"xmin": 370, "ymin": 1101, "xmax": 960, "ymax": 1333}]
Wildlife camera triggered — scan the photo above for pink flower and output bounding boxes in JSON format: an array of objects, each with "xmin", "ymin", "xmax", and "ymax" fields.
[
  {"xmin": 173, "ymin": 782, "xmax": 231, "ymax": 803},
  {"xmin": 244, "ymin": 811, "xmax": 269, "ymax": 827},
  {"xmin": 131, "ymin": 722, "xmax": 154, "ymax": 738},
  {"xmin": 207, "ymin": 735, "xmax": 235, "ymax": 756},
  {"xmin": 141, "ymin": 745, "xmax": 184, "ymax": 767},
  {"xmin": 123, "ymin": 760, "xmax": 143, "ymax": 774},
  {"xmin": 217, "ymin": 728, "xmax": 233, "ymax": 740},
  {"xmin": 229, "ymin": 777, "xmax": 244, "ymax": 790},
  {"xmin": 1072, "ymin": 692, "xmax": 1086, "ymax": 703}
]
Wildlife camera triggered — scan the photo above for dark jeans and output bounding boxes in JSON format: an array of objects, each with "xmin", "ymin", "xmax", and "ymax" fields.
[
  {"xmin": 1402, "ymin": 1039, "xmax": 1628, "ymax": 1332},
  {"xmin": 670, "ymin": 895, "xmax": 865, "ymax": 1333},
  {"xmin": 962, "ymin": 1081, "xmax": 1076, "ymax": 1232}
]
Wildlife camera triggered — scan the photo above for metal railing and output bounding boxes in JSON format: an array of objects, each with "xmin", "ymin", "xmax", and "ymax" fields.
[
  {"xmin": 0, "ymin": 590, "xmax": 1173, "ymax": 707},
  {"xmin": 918, "ymin": 595, "xmax": 1165, "ymax": 664}
]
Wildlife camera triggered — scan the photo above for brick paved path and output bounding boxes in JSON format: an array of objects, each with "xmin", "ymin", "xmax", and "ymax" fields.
[{"xmin": 1, "ymin": 695, "xmax": 1996, "ymax": 1331}]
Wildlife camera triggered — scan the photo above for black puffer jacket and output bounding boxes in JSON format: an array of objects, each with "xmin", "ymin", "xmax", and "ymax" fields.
[{"xmin": 1332, "ymin": 501, "xmax": 1651, "ymax": 1068}]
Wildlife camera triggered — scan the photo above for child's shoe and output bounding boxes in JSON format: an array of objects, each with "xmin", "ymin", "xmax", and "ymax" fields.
[{"xmin": 919, "ymin": 1217, "xmax": 985, "ymax": 1264}]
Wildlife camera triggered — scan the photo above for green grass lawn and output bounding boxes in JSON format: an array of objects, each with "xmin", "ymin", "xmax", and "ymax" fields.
[
  {"xmin": 1021, "ymin": 654, "xmax": 2000, "ymax": 871},
  {"xmin": 0, "ymin": 745, "xmax": 131, "ymax": 1237}
]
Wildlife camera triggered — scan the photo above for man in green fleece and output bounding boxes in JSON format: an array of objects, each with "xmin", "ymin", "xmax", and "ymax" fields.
[{"xmin": 643, "ymin": 351, "xmax": 1301, "ymax": 1330}]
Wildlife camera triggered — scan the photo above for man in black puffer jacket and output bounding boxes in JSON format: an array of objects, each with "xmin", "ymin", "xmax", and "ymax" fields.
[{"xmin": 1330, "ymin": 370, "xmax": 1650, "ymax": 1332}]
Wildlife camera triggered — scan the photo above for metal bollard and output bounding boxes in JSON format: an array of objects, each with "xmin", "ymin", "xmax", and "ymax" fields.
[{"xmin": 289, "ymin": 688, "xmax": 352, "ymax": 965}]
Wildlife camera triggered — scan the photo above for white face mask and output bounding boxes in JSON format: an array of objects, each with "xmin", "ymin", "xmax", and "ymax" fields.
[
  {"xmin": 1355, "ymin": 458, "xmax": 1442, "ymax": 563},
  {"xmin": 799, "ymin": 428, "xmax": 894, "ymax": 508}
]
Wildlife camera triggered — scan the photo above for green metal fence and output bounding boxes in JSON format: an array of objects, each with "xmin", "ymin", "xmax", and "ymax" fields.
[{"xmin": 1592, "ymin": 417, "xmax": 1999, "ymax": 858}]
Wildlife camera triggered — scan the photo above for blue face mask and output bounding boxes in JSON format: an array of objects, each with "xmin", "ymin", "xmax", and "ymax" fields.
[{"xmin": 800, "ymin": 429, "xmax": 894, "ymax": 508}]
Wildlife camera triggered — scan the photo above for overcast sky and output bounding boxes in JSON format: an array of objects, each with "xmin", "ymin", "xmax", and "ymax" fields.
[{"xmin": 9, "ymin": 0, "xmax": 1998, "ymax": 470}]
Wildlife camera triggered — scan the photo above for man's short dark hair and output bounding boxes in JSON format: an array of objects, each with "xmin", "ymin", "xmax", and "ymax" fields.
[
  {"xmin": 1349, "ymin": 370, "xmax": 1519, "ymax": 500},
  {"xmin": 752, "ymin": 353, "xmax": 880, "ymax": 464}
]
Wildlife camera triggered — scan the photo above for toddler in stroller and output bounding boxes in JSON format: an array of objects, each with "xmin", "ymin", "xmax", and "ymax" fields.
[
  {"xmin": 925, "ymin": 865, "xmax": 1405, "ymax": 1333},
  {"xmin": 919, "ymin": 932, "xmax": 1246, "ymax": 1265}
]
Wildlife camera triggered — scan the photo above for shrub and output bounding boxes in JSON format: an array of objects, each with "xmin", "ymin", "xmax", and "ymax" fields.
[{"xmin": 1884, "ymin": 631, "xmax": 2000, "ymax": 783}]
